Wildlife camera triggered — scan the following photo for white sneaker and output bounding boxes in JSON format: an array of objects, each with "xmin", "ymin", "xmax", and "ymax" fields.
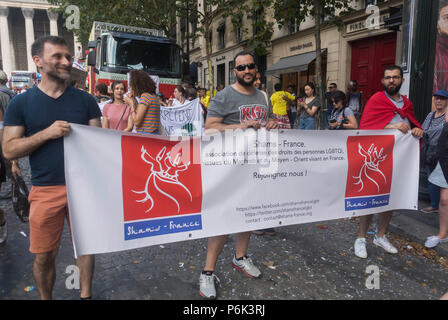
[
  {"xmin": 425, "ymin": 235, "xmax": 448, "ymax": 248},
  {"xmin": 373, "ymin": 235, "xmax": 398, "ymax": 254},
  {"xmin": 232, "ymin": 255, "xmax": 261, "ymax": 278},
  {"xmin": 0, "ymin": 222, "xmax": 7, "ymax": 245},
  {"xmin": 354, "ymin": 238, "xmax": 367, "ymax": 258},
  {"xmin": 199, "ymin": 273, "xmax": 220, "ymax": 299}
]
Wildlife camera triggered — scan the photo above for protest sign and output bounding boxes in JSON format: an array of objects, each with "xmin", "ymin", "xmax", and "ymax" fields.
[{"xmin": 160, "ymin": 99, "xmax": 203, "ymax": 136}]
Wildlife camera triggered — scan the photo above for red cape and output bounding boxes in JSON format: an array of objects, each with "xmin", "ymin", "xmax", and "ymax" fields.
[{"xmin": 360, "ymin": 91, "xmax": 422, "ymax": 130}]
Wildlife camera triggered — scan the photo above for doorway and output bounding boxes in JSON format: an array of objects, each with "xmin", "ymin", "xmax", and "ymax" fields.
[{"xmin": 350, "ymin": 33, "xmax": 397, "ymax": 103}]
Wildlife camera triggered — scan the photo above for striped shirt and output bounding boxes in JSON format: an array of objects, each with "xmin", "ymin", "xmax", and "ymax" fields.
[{"xmin": 135, "ymin": 93, "xmax": 160, "ymax": 133}]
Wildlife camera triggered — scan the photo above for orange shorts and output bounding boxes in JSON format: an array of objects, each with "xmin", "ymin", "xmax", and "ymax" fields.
[{"xmin": 28, "ymin": 185, "xmax": 71, "ymax": 254}]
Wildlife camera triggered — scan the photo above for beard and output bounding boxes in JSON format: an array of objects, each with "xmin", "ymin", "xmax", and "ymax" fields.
[
  {"xmin": 44, "ymin": 64, "xmax": 72, "ymax": 83},
  {"xmin": 236, "ymin": 73, "xmax": 255, "ymax": 87},
  {"xmin": 383, "ymin": 82, "xmax": 402, "ymax": 95}
]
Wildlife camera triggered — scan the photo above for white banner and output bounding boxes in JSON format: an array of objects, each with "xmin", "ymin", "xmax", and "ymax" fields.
[
  {"xmin": 160, "ymin": 98, "xmax": 203, "ymax": 136},
  {"xmin": 64, "ymin": 125, "xmax": 419, "ymax": 256}
]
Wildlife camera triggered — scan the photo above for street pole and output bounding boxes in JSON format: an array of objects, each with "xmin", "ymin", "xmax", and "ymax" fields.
[
  {"xmin": 314, "ymin": 0, "xmax": 325, "ymax": 130},
  {"xmin": 186, "ymin": 0, "xmax": 190, "ymax": 83}
]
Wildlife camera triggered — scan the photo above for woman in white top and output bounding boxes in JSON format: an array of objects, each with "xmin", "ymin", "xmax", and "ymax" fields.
[{"xmin": 167, "ymin": 85, "xmax": 186, "ymax": 106}]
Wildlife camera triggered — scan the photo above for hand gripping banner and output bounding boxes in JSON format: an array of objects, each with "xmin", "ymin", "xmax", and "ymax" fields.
[{"xmin": 64, "ymin": 125, "xmax": 419, "ymax": 256}]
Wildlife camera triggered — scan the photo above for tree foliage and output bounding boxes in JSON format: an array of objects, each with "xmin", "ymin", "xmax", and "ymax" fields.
[
  {"xmin": 272, "ymin": 0, "xmax": 353, "ymax": 29},
  {"xmin": 247, "ymin": 0, "xmax": 275, "ymax": 56},
  {"xmin": 48, "ymin": 0, "xmax": 179, "ymax": 44},
  {"xmin": 178, "ymin": 0, "xmax": 250, "ymax": 94}
]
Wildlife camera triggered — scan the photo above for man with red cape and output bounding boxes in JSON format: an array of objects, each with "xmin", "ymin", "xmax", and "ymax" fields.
[{"xmin": 354, "ymin": 65, "xmax": 423, "ymax": 259}]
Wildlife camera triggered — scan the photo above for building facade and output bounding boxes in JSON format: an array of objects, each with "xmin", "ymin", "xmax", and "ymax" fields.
[
  {"xmin": 0, "ymin": 0, "xmax": 80, "ymax": 77},
  {"xmin": 183, "ymin": 0, "xmax": 409, "ymax": 106},
  {"xmin": 178, "ymin": 0, "xmax": 276, "ymax": 90},
  {"xmin": 266, "ymin": 0, "xmax": 407, "ymax": 101}
]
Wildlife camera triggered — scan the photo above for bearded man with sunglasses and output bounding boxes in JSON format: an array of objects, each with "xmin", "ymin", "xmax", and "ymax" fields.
[{"xmin": 199, "ymin": 51, "xmax": 277, "ymax": 299}]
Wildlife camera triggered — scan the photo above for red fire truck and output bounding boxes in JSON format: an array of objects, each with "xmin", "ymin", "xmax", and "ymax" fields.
[{"xmin": 87, "ymin": 22, "xmax": 183, "ymax": 97}]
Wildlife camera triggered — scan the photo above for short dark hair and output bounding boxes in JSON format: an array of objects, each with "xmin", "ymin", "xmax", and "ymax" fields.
[
  {"xmin": 304, "ymin": 82, "xmax": 315, "ymax": 93},
  {"xmin": 187, "ymin": 87, "xmax": 197, "ymax": 100},
  {"xmin": 95, "ymin": 83, "xmax": 108, "ymax": 95},
  {"xmin": 31, "ymin": 36, "xmax": 68, "ymax": 57},
  {"xmin": 440, "ymin": 0, "xmax": 448, "ymax": 10},
  {"xmin": 111, "ymin": 80, "xmax": 126, "ymax": 92},
  {"xmin": 287, "ymin": 84, "xmax": 295, "ymax": 89},
  {"xmin": 383, "ymin": 65, "xmax": 403, "ymax": 78},
  {"xmin": 329, "ymin": 83, "xmax": 337, "ymax": 88},
  {"xmin": 349, "ymin": 80, "xmax": 358, "ymax": 88},
  {"xmin": 233, "ymin": 51, "xmax": 255, "ymax": 65},
  {"xmin": 274, "ymin": 83, "xmax": 282, "ymax": 91},
  {"xmin": 331, "ymin": 90, "xmax": 347, "ymax": 106}
]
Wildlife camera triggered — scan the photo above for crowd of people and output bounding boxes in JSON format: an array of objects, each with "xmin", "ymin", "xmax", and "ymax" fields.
[
  {"xmin": 254, "ymin": 78, "xmax": 364, "ymax": 131},
  {"xmin": 0, "ymin": 35, "xmax": 446, "ymax": 301},
  {"xmin": 91, "ymin": 76, "xmax": 216, "ymax": 133}
]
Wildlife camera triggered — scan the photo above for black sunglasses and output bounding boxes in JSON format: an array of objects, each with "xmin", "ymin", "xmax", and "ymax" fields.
[{"xmin": 235, "ymin": 63, "xmax": 256, "ymax": 71}]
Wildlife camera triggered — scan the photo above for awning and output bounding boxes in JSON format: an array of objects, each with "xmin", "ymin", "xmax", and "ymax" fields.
[{"xmin": 265, "ymin": 50, "xmax": 326, "ymax": 76}]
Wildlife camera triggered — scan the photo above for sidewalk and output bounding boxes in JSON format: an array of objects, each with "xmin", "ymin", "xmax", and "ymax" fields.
[{"xmin": 388, "ymin": 200, "xmax": 448, "ymax": 257}]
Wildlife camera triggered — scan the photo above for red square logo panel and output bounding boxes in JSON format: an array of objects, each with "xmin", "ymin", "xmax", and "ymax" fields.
[
  {"xmin": 345, "ymin": 135, "xmax": 394, "ymax": 198},
  {"xmin": 122, "ymin": 136, "xmax": 202, "ymax": 222}
]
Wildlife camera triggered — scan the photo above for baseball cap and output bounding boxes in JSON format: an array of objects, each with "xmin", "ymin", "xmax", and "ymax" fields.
[
  {"xmin": 0, "ymin": 70, "xmax": 7, "ymax": 82},
  {"xmin": 433, "ymin": 90, "xmax": 448, "ymax": 99}
]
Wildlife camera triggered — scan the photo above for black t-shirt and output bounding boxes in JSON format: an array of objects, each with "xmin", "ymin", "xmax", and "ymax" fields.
[{"xmin": 4, "ymin": 85, "xmax": 101, "ymax": 186}]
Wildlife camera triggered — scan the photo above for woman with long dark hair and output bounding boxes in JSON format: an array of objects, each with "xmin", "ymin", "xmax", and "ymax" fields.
[
  {"xmin": 102, "ymin": 81, "xmax": 133, "ymax": 131},
  {"xmin": 124, "ymin": 70, "xmax": 160, "ymax": 134},
  {"xmin": 297, "ymin": 82, "xmax": 320, "ymax": 130}
]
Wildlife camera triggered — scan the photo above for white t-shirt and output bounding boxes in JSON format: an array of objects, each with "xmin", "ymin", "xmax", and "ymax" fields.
[{"xmin": 172, "ymin": 99, "xmax": 185, "ymax": 106}]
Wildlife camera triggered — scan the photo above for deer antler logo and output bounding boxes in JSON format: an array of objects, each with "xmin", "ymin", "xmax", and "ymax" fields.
[
  {"xmin": 132, "ymin": 146, "xmax": 192, "ymax": 213},
  {"xmin": 353, "ymin": 143, "xmax": 388, "ymax": 193}
]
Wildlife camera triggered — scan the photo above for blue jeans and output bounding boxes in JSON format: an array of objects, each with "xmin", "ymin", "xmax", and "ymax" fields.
[
  {"xmin": 298, "ymin": 117, "xmax": 316, "ymax": 130},
  {"xmin": 426, "ymin": 166, "xmax": 440, "ymax": 208}
]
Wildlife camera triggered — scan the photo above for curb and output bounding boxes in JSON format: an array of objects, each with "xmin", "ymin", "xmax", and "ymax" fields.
[{"xmin": 388, "ymin": 210, "xmax": 448, "ymax": 257}]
